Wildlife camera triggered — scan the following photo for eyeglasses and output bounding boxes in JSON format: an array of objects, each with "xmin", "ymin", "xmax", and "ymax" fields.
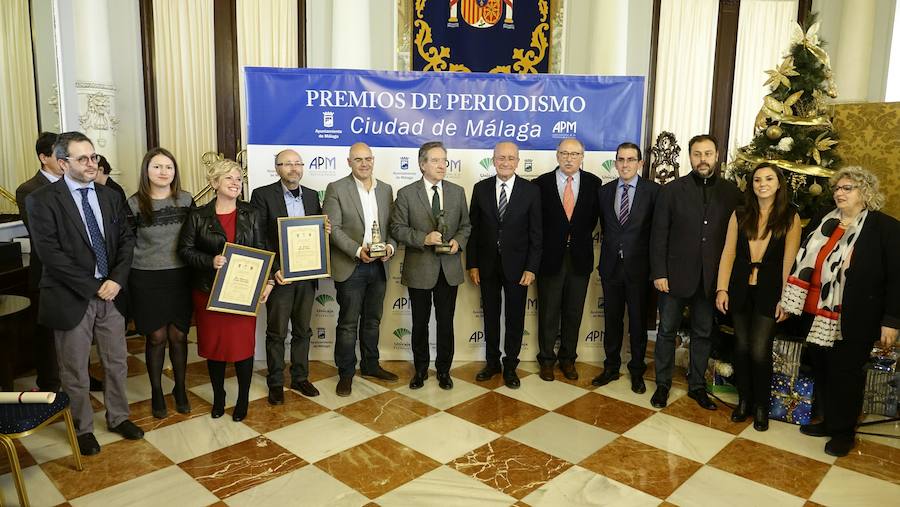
[
  {"xmin": 616, "ymin": 157, "xmax": 639, "ymax": 163},
  {"xmin": 558, "ymin": 151, "xmax": 584, "ymax": 159},
  {"xmin": 65, "ymin": 154, "xmax": 101, "ymax": 165},
  {"xmin": 832, "ymin": 184, "xmax": 858, "ymax": 193},
  {"xmin": 276, "ymin": 162, "xmax": 304, "ymax": 168}
]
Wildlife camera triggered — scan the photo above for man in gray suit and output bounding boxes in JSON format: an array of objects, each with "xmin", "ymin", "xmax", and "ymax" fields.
[
  {"xmin": 323, "ymin": 142, "xmax": 399, "ymax": 396},
  {"xmin": 391, "ymin": 141, "xmax": 472, "ymax": 390}
]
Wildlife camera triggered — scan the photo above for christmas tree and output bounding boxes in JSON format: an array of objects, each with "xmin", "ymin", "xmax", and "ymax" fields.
[{"xmin": 727, "ymin": 14, "xmax": 840, "ymax": 218}]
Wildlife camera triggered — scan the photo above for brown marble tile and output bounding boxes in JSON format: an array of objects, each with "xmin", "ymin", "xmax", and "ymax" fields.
[
  {"xmin": 450, "ymin": 436, "xmax": 572, "ymax": 499},
  {"xmin": 645, "ymin": 360, "xmax": 689, "ymax": 389},
  {"xmin": 803, "ymin": 501, "xmax": 827, "ymax": 507},
  {"xmin": 254, "ymin": 360, "xmax": 340, "ymax": 385},
  {"xmin": 554, "ymin": 362, "xmax": 604, "ymax": 389},
  {"xmin": 0, "ymin": 439, "xmax": 37, "ymax": 475},
  {"xmin": 835, "ymin": 438, "xmax": 900, "ymax": 485},
  {"xmin": 89, "ymin": 355, "xmax": 148, "ymax": 379},
  {"xmin": 450, "ymin": 362, "xmax": 532, "ymax": 390},
  {"xmin": 555, "ymin": 392, "xmax": 655, "ymax": 434},
  {"xmin": 356, "ymin": 361, "xmax": 411, "ymax": 388},
  {"xmin": 179, "ymin": 436, "xmax": 305, "ymax": 499},
  {"xmin": 164, "ymin": 360, "xmax": 235, "ymax": 388},
  {"xmin": 228, "ymin": 390, "xmax": 329, "ymax": 434},
  {"xmin": 129, "ymin": 391, "xmax": 213, "ymax": 432},
  {"xmin": 90, "ymin": 394, "xmax": 105, "ymax": 412},
  {"xmin": 125, "ymin": 336, "xmax": 145, "ymax": 354},
  {"xmin": 316, "ymin": 436, "xmax": 440, "ymax": 499},
  {"xmin": 337, "ymin": 391, "xmax": 439, "ymax": 434},
  {"xmin": 579, "ymin": 436, "xmax": 701, "ymax": 499},
  {"xmin": 446, "ymin": 392, "xmax": 547, "ymax": 434},
  {"xmin": 661, "ymin": 394, "xmax": 750, "ymax": 435},
  {"xmin": 41, "ymin": 439, "xmax": 173, "ymax": 499},
  {"xmin": 708, "ymin": 438, "xmax": 829, "ymax": 498}
]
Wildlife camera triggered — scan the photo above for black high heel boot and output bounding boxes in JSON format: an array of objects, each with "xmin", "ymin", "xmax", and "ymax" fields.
[
  {"xmin": 232, "ymin": 357, "xmax": 253, "ymax": 422},
  {"xmin": 207, "ymin": 360, "xmax": 226, "ymax": 418},
  {"xmin": 731, "ymin": 398, "xmax": 750, "ymax": 422},
  {"xmin": 753, "ymin": 405, "xmax": 769, "ymax": 431},
  {"xmin": 168, "ymin": 334, "xmax": 191, "ymax": 414},
  {"xmin": 146, "ymin": 339, "xmax": 168, "ymax": 419}
]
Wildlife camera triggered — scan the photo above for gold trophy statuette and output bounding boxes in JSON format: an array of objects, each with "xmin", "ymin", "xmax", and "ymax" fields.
[
  {"xmin": 434, "ymin": 211, "xmax": 452, "ymax": 254},
  {"xmin": 368, "ymin": 220, "xmax": 387, "ymax": 258}
]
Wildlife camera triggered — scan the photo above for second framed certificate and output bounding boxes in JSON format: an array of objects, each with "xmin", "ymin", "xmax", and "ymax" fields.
[
  {"xmin": 208, "ymin": 243, "xmax": 275, "ymax": 316},
  {"xmin": 277, "ymin": 215, "xmax": 331, "ymax": 282}
]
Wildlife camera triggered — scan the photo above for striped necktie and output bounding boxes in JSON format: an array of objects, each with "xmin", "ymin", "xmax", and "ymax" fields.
[
  {"xmin": 498, "ymin": 182, "xmax": 508, "ymax": 220},
  {"xmin": 618, "ymin": 184, "xmax": 631, "ymax": 225}
]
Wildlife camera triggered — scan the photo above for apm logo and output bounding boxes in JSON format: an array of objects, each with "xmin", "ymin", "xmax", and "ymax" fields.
[
  {"xmin": 308, "ymin": 156, "xmax": 336, "ymax": 171},
  {"xmin": 392, "ymin": 297, "xmax": 411, "ymax": 311},
  {"xmin": 393, "ymin": 328, "xmax": 411, "ymax": 340},
  {"xmin": 469, "ymin": 331, "xmax": 485, "ymax": 342},
  {"xmin": 447, "ymin": 159, "xmax": 462, "ymax": 173},
  {"xmin": 526, "ymin": 298, "xmax": 538, "ymax": 310},
  {"xmin": 315, "ymin": 294, "xmax": 335, "ymax": 307},
  {"xmin": 552, "ymin": 120, "xmax": 577, "ymax": 135},
  {"xmin": 584, "ymin": 330, "xmax": 604, "ymax": 342}
]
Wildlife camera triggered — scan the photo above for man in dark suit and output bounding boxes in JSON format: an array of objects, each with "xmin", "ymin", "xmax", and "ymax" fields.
[
  {"xmin": 467, "ymin": 141, "xmax": 542, "ymax": 389},
  {"xmin": 391, "ymin": 141, "xmax": 471, "ymax": 390},
  {"xmin": 533, "ymin": 138, "xmax": 600, "ymax": 382},
  {"xmin": 15, "ymin": 132, "xmax": 62, "ymax": 393},
  {"xmin": 26, "ymin": 131, "xmax": 143, "ymax": 455},
  {"xmin": 592, "ymin": 142, "xmax": 660, "ymax": 394},
  {"xmin": 649, "ymin": 134, "xmax": 741, "ymax": 409},
  {"xmin": 323, "ymin": 142, "xmax": 399, "ymax": 396},
  {"xmin": 250, "ymin": 149, "xmax": 325, "ymax": 403}
]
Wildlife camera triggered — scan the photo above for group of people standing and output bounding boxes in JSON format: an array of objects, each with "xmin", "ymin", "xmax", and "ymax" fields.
[{"xmin": 16, "ymin": 130, "xmax": 897, "ymax": 460}]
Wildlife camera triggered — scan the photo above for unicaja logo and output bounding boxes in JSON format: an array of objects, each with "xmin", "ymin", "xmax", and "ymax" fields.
[
  {"xmin": 393, "ymin": 328, "xmax": 411, "ymax": 340},
  {"xmin": 323, "ymin": 111, "xmax": 334, "ymax": 128},
  {"xmin": 315, "ymin": 294, "xmax": 335, "ymax": 307},
  {"xmin": 479, "ymin": 157, "xmax": 493, "ymax": 170}
]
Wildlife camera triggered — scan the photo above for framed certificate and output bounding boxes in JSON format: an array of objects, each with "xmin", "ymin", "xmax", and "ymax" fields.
[
  {"xmin": 207, "ymin": 243, "xmax": 275, "ymax": 316},
  {"xmin": 277, "ymin": 215, "xmax": 331, "ymax": 282}
]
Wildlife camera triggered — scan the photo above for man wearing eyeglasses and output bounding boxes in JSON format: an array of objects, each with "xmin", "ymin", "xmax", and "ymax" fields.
[
  {"xmin": 467, "ymin": 141, "xmax": 542, "ymax": 389},
  {"xmin": 250, "ymin": 149, "xmax": 327, "ymax": 403},
  {"xmin": 592, "ymin": 142, "xmax": 660, "ymax": 394},
  {"xmin": 533, "ymin": 138, "xmax": 601, "ymax": 382},
  {"xmin": 26, "ymin": 131, "xmax": 142, "ymax": 456},
  {"xmin": 390, "ymin": 141, "xmax": 471, "ymax": 390},
  {"xmin": 323, "ymin": 142, "xmax": 399, "ymax": 396}
]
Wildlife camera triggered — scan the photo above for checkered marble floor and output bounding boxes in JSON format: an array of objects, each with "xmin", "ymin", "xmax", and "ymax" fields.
[{"xmin": 3, "ymin": 335, "xmax": 899, "ymax": 507}]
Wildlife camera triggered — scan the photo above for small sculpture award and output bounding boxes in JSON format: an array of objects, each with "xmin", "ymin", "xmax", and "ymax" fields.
[
  {"xmin": 434, "ymin": 211, "xmax": 452, "ymax": 254},
  {"xmin": 368, "ymin": 220, "xmax": 387, "ymax": 258}
]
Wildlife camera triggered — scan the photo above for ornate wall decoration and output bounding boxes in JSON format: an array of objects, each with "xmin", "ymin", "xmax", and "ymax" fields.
[{"xmin": 75, "ymin": 81, "xmax": 120, "ymax": 148}]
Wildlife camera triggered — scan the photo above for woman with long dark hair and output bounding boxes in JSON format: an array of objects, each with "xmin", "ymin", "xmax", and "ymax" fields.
[
  {"xmin": 128, "ymin": 147, "xmax": 195, "ymax": 418},
  {"xmin": 716, "ymin": 164, "xmax": 801, "ymax": 430}
]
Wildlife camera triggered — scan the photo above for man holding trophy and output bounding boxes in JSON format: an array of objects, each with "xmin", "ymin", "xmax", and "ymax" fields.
[{"xmin": 391, "ymin": 142, "xmax": 472, "ymax": 390}]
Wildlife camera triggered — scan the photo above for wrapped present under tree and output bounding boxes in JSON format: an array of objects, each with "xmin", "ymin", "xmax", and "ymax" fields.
[
  {"xmin": 863, "ymin": 347, "xmax": 898, "ymax": 417},
  {"xmin": 769, "ymin": 372, "xmax": 814, "ymax": 425}
]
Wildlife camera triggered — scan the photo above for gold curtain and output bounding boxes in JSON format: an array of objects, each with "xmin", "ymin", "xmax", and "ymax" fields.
[
  {"xmin": 153, "ymin": 0, "xmax": 218, "ymax": 195},
  {"xmin": 0, "ymin": 0, "xmax": 39, "ymax": 213}
]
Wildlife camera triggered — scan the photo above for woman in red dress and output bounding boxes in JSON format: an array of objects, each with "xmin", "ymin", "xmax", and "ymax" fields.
[{"xmin": 178, "ymin": 160, "xmax": 272, "ymax": 421}]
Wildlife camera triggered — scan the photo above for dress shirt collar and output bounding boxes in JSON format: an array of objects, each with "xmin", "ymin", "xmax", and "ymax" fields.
[
  {"xmin": 618, "ymin": 174, "xmax": 639, "ymax": 188},
  {"xmin": 353, "ymin": 175, "xmax": 377, "ymax": 192},
  {"xmin": 41, "ymin": 168, "xmax": 61, "ymax": 183},
  {"xmin": 63, "ymin": 173, "xmax": 95, "ymax": 191}
]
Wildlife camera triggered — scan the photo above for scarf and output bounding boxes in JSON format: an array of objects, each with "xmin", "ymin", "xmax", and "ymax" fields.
[{"xmin": 779, "ymin": 208, "xmax": 868, "ymax": 347}]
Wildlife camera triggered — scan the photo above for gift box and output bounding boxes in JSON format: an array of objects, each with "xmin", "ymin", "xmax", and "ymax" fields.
[
  {"xmin": 769, "ymin": 373, "xmax": 814, "ymax": 425},
  {"xmin": 772, "ymin": 336, "xmax": 804, "ymax": 379},
  {"xmin": 706, "ymin": 360, "xmax": 736, "ymax": 394},
  {"xmin": 863, "ymin": 347, "xmax": 898, "ymax": 417}
]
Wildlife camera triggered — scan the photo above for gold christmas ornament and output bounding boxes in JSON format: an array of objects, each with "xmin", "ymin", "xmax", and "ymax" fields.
[
  {"xmin": 809, "ymin": 182, "xmax": 823, "ymax": 196},
  {"xmin": 808, "ymin": 132, "xmax": 838, "ymax": 165},
  {"xmin": 764, "ymin": 57, "xmax": 800, "ymax": 90},
  {"xmin": 766, "ymin": 125, "xmax": 783, "ymax": 139}
]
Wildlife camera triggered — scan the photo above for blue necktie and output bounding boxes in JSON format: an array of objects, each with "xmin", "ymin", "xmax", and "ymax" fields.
[{"xmin": 79, "ymin": 188, "xmax": 109, "ymax": 278}]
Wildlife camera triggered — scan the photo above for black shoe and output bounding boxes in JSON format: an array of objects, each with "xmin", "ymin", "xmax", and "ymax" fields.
[
  {"xmin": 753, "ymin": 406, "xmax": 769, "ymax": 431},
  {"xmin": 591, "ymin": 370, "xmax": 620, "ymax": 387},
  {"xmin": 211, "ymin": 395, "xmax": 225, "ymax": 418},
  {"xmin": 559, "ymin": 362, "xmax": 578, "ymax": 381},
  {"xmin": 503, "ymin": 370, "xmax": 520, "ymax": 389},
  {"xmin": 539, "ymin": 363, "xmax": 554, "ymax": 382},
  {"xmin": 437, "ymin": 372, "xmax": 453, "ymax": 390},
  {"xmin": 800, "ymin": 421, "xmax": 830, "ymax": 437},
  {"xmin": 291, "ymin": 380, "xmax": 320, "ymax": 397},
  {"xmin": 336, "ymin": 376, "xmax": 353, "ymax": 397},
  {"xmin": 824, "ymin": 435, "xmax": 855, "ymax": 457},
  {"xmin": 268, "ymin": 388, "xmax": 285, "ymax": 405},
  {"xmin": 631, "ymin": 376, "xmax": 647, "ymax": 394},
  {"xmin": 151, "ymin": 389, "xmax": 168, "ymax": 419},
  {"xmin": 731, "ymin": 398, "xmax": 750, "ymax": 422},
  {"xmin": 651, "ymin": 385, "xmax": 670, "ymax": 408},
  {"xmin": 173, "ymin": 388, "xmax": 191, "ymax": 414},
  {"xmin": 89, "ymin": 376, "xmax": 104, "ymax": 392},
  {"xmin": 361, "ymin": 366, "xmax": 399, "ymax": 382},
  {"xmin": 476, "ymin": 364, "xmax": 502, "ymax": 382},
  {"xmin": 77, "ymin": 433, "xmax": 101, "ymax": 456},
  {"xmin": 688, "ymin": 389, "xmax": 717, "ymax": 411},
  {"xmin": 409, "ymin": 371, "xmax": 427, "ymax": 390},
  {"xmin": 232, "ymin": 400, "xmax": 248, "ymax": 422},
  {"xmin": 108, "ymin": 420, "xmax": 144, "ymax": 440}
]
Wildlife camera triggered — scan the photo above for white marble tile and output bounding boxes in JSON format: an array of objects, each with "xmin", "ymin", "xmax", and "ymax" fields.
[
  {"xmin": 593, "ymin": 376, "xmax": 687, "ymax": 412},
  {"xmin": 668, "ymin": 465, "xmax": 804, "ymax": 507},
  {"xmin": 143, "ymin": 414, "xmax": 259, "ymax": 463},
  {"xmin": 188, "ymin": 373, "xmax": 269, "ymax": 407},
  {"xmin": 309, "ymin": 376, "xmax": 388, "ymax": 410},
  {"xmin": 0, "ymin": 464, "xmax": 66, "ymax": 507},
  {"xmin": 516, "ymin": 361, "xmax": 541, "ymax": 373},
  {"xmin": 506, "ymin": 412, "xmax": 618, "ymax": 464},
  {"xmin": 495, "ymin": 374, "xmax": 589, "ymax": 410},
  {"xmin": 858, "ymin": 415, "xmax": 900, "ymax": 450},
  {"xmin": 225, "ymin": 465, "xmax": 369, "ymax": 506},
  {"xmin": 19, "ymin": 411, "xmax": 123, "ymax": 464},
  {"xmin": 69, "ymin": 465, "xmax": 218, "ymax": 507},
  {"xmin": 522, "ymin": 465, "xmax": 660, "ymax": 507},
  {"xmin": 387, "ymin": 412, "xmax": 500, "ymax": 464},
  {"xmin": 264, "ymin": 412, "xmax": 378, "ymax": 463},
  {"xmin": 394, "ymin": 377, "xmax": 488, "ymax": 410},
  {"xmin": 623, "ymin": 412, "xmax": 733, "ymax": 463},
  {"xmin": 738, "ymin": 419, "xmax": 837, "ymax": 464},
  {"xmin": 375, "ymin": 465, "xmax": 516, "ymax": 506},
  {"xmin": 91, "ymin": 373, "xmax": 175, "ymax": 404},
  {"xmin": 811, "ymin": 465, "xmax": 900, "ymax": 506}
]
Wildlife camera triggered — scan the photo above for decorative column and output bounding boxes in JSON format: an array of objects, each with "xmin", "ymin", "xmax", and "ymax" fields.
[
  {"xmin": 331, "ymin": 0, "xmax": 371, "ymax": 68},
  {"xmin": 588, "ymin": 0, "xmax": 628, "ymax": 75},
  {"xmin": 834, "ymin": 0, "xmax": 875, "ymax": 102}
]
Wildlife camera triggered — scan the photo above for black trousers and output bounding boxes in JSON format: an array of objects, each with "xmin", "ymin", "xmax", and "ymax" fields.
[
  {"xmin": 731, "ymin": 288, "xmax": 776, "ymax": 408},
  {"xmin": 537, "ymin": 250, "xmax": 589, "ymax": 365},
  {"xmin": 810, "ymin": 334, "xmax": 875, "ymax": 438},
  {"xmin": 409, "ymin": 268, "xmax": 458, "ymax": 374},
  {"xmin": 480, "ymin": 260, "xmax": 528, "ymax": 370},
  {"xmin": 29, "ymin": 289, "xmax": 60, "ymax": 391},
  {"xmin": 264, "ymin": 280, "xmax": 315, "ymax": 388},
  {"xmin": 600, "ymin": 260, "xmax": 650, "ymax": 376}
]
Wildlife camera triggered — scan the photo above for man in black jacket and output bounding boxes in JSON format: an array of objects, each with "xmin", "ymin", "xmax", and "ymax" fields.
[{"xmin": 649, "ymin": 134, "xmax": 741, "ymax": 409}]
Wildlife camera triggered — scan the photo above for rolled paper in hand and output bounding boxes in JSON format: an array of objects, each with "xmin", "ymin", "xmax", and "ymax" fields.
[{"xmin": 0, "ymin": 392, "xmax": 57, "ymax": 404}]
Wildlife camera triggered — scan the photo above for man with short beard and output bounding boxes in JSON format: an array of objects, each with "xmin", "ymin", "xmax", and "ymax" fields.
[{"xmin": 649, "ymin": 134, "xmax": 741, "ymax": 410}]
